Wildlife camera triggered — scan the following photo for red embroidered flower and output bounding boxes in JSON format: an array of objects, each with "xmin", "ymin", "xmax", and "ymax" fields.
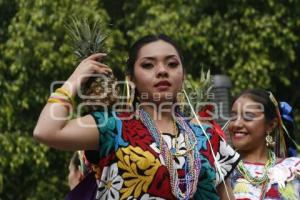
[
  {"xmin": 120, "ymin": 113, "xmax": 158, "ymax": 155},
  {"xmin": 198, "ymin": 105, "xmax": 214, "ymax": 119},
  {"xmin": 265, "ymin": 186, "xmax": 280, "ymax": 198},
  {"xmin": 148, "ymin": 166, "xmax": 176, "ymax": 199},
  {"xmin": 200, "ymin": 127, "xmax": 221, "ymax": 166},
  {"xmin": 198, "ymin": 105, "xmax": 226, "ymax": 139},
  {"xmin": 97, "ymin": 153, "xmax": 116, "ymax": 169}
]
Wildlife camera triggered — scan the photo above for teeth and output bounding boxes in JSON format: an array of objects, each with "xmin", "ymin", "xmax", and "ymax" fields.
[{"xmin": 234, "ymin": 132, "xmax": 247, "ymax": 137}]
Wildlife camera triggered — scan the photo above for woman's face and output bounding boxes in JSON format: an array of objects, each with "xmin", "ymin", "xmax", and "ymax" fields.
[
  {"xmin": 131, "ymin": 40, "xmax": 184, "ymax": 104},
  {"xmin": 228, "ymin": 96, "xmax": 273, "ymax": 151},
  {"xmin": 68, "ymin": 162, "xmax": 81, "ymax": 190}
]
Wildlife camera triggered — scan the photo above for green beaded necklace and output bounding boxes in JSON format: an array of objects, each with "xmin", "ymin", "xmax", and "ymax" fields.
[
  {"xmin": 237, "ymin": 150, "xmax": 276, "ymax": 185},
  {"xmin": 237, "ymin": 150, "xmax": 276, "ymax": 199}
]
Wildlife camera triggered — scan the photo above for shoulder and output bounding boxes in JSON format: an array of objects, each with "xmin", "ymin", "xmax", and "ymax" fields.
[
  {"xmin": 276, "ymin": 156, "xmax": 300, "ymax": 167},
  {"xmin": 268, "ymin": 157, "xmax": 300, "ymax": 185}
]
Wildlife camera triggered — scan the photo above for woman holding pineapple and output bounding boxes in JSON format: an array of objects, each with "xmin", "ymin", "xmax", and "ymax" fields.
[{"xmin": 34, "ymin": 34, "xmax": 239, "ymax": 200}]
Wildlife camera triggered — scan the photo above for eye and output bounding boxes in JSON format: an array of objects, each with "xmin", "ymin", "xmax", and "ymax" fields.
[
  {"xmin": 230, "ymin": 113, "xmax": 238, "ymax": 121},
  {"xmin": 243, "ymin": 112, "xmax": 255, "ymax": 121},
  {"xmin": 141, "ymin": 63, "xmax": 154, "ymax": 69},
  {"xmin": 167, "ymin": 61, "xmax": 179, "ymax": 68}
]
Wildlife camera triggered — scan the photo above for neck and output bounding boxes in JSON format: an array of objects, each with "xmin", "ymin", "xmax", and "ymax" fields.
[
  {"xmin": 140, "ymin": 104, "xmax": 174, "ymax": 122},
  {"xmin": 139, "ymin": 104, "xmax": 177, "ymax": 135},
  {"xmin": 239, "ymin": 145, "xmax": 269, "ymax": 164}
]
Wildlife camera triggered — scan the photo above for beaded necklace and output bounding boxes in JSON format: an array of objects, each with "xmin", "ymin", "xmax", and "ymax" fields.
[
  {"xmin": 138, "ymin": 109, "xmax": 201, "ymax": 200},
  {"xmin": 237, "ymin": 150, "xmax": 276, "ymax": 199},
  {"xmin": 169, "ymin": 120, "xmax": 179, "ymax": 155}
]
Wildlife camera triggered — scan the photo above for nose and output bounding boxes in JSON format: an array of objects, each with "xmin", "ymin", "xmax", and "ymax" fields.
[
  {"xmin": 231, "ymin": 116, "xmax": 244, "ymax": 129},
  {"xmin": 228, "ymin": 115, "xmax": 244, "ymax": 131},
  {"xmin": 156, "ymin": 63, "xmax": 168, "ymax": 78}
]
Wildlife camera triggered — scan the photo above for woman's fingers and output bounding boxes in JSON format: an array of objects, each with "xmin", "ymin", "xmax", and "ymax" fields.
[
  {"xmin": 89, "ymin": 60, "xmax": 109, "ymax": 69},
  {"xmin": 85, "ymin": 53, "xmax": 107, "ymax": 62},
  {"xmin": 89, "ymin": 60, "xmax": 112, "ymax": 74}
]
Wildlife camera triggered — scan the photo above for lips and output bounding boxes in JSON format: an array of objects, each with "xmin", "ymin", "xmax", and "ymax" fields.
[
  {"xmin": 232, "ymin": 131, "xmax": 248, "ymax": 139},
  {"xmin": 154, "ymin": 80, "xmax": 171, "ymax": 87}
]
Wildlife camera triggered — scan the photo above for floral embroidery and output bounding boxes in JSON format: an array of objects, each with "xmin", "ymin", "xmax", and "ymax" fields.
[
  {"xmin": 96, "ymin": 163, "xmax": 124, "ymax": 200},
  {"xmin": 265, "ymin": 186, "xmax": 280, "ymax": 199},
  {"xmin": 115, "ymin": 117, "xmax": 129, "ymax": 150},
  {"xmin": 117, "ymin": 145, "xmax": 160, "ymax": 199},
  {"xmin": 233, "ymin": 179, "xmax": 250, "ymax": 194},
  {"xmin": 215, "ymin": 140, "xmax": 240, "ymax": 185},
  {"xmin": 93, "ymin": 112, "xmax": 117, "ymax": 158},
  {"xmin": 231, "ymin": 157, "xmax": 300, "ymax": 199},
  {"xmin": 269, "ymin": 165, "xmax": 293, "ymax": 188},
  {"xmin": 89, "ymin": 112, "xmax": 240, "ymax": 200},
  {"xmin": 190, "ymin": 124, "xmax": 211, "ymax": 150},
  {"xmin": 121, "ymin": 117, "xmax": 155, "ymax": 154}
]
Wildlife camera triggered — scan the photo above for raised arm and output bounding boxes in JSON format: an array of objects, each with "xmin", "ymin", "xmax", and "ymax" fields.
[{"xmin": 33, "ymin": 53, "xmax": 112, "ymax": 150}]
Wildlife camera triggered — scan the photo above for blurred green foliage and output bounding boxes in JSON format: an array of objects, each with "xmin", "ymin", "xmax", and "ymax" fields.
[{"xmin": 0, "ymin": 0, "xmax": 299, "ymax": 199}]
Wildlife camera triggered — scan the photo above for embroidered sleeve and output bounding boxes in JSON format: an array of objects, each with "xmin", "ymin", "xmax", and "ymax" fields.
[
  {"xmin": 268, "ymin": 157, "xmax": 300, "ymax": 188},
  {"xmin": 190, "ymin": 123, "xmax": 240, "ymax": 186},
  {"xmin": 90, "ymin": 111, "xmax": 118, "ymax": 159},
  {"xmin": 214, "ymin": 136, "xmax": 240, "ymax": 185}
]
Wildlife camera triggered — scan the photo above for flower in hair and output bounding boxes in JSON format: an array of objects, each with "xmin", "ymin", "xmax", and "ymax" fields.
[{"xmin": 280, "ymin": 102, "xmax": 293, "ymax": 123}]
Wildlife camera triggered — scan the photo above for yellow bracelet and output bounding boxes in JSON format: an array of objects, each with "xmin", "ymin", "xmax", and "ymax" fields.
[
  {"xmin": 48, "ymin": 97, "xmax": 70, "ymax": 104},
  {"xmin": 55, "ymin": 87, "xmax": 76, "ymax": 107},
  {"xmin": 53, "ymin": 92, "xmax": 69, "ymax": 99},
  {"xmin": 48, "ymin": 98, "xmax": 60, "ymax": 103},
  {"xmin": 56, "ymin": 88, "xmax": 73, "ymax": 99}
]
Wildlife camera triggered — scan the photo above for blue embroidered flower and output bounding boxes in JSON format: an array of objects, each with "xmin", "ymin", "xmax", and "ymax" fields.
[
  {"xmin": 99, "ymin": 130, "xmax": 115, "ymax": 158},
  {"xmin": 93, "ymin": 112, "xmax": 129, "ymax": 158},
  {"xmin": 190, "ymin": 124, "xmax": 211, "ymax": 150},
  {"xmin": 114, "ymin": 116, "xmax": 129, "ymax": 150}
]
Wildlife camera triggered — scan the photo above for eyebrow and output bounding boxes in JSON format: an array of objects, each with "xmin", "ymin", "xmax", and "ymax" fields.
[{"xmin": 140, "ymin": 55, "xmax": 178, "ymax": 60}]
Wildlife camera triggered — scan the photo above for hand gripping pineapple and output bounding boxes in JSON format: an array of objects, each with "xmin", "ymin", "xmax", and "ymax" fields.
[
  {"xmin": 64, "ymin": 53, "xmax": 112, "ymax": 95},
  {"xmin": 65, "ymin": 18, "xmax": 118, "ymax": 112},
  {"xmin": 64, "ymin": 52, "xmax": 118, "ymax": 112}
]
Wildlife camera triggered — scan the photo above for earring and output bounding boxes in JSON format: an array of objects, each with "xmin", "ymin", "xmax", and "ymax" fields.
[
  {"xmin": 176, "ymin": 90, "xmax": 186, "ymax": 111},
  {"xmin": 266, "ymin": 132, "xmax": 275, "ymax": 148},
  {"xmin": 125, "ymin": 76, "xmax": 132, "ymax": 104}
]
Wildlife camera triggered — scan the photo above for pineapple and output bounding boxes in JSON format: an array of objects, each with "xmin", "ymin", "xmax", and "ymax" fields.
[
  {"xmin": 65, "ymin": 17, "xmax": 119, "ymax": 112},
  {"xmin": 180, "ymin": 69, "xmax": 212, "ymax": 117}
]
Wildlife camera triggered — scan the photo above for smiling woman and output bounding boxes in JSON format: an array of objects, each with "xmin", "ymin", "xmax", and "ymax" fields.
[
  {"xmin": 34, "ymin": 34, "xmax": 240, "ymax": 200},
  {"xmin": 228, "ymin": 89, "xmax": 300, "ymax": 200}
]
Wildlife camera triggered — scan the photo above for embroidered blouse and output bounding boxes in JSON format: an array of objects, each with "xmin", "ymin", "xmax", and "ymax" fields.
[
  {"xmin": 231, "ymin": 157, "xmax": 300, "ymax": 200},
  {"xmin": 89, "ymin": 111, "xmax": 240, "ymax": 200}
]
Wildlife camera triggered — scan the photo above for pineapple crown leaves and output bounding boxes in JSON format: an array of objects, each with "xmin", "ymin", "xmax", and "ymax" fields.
[
  {"xmin": 180, "ymin": 68, "xmax": 212, "ymax": 116},
  {"xmin": 184, "ymin": 68, "xmax": 212, "ymax": 103},
  {"xmin": 65, "ymin": 17, "xmax": 107, "ymax": 61}
]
